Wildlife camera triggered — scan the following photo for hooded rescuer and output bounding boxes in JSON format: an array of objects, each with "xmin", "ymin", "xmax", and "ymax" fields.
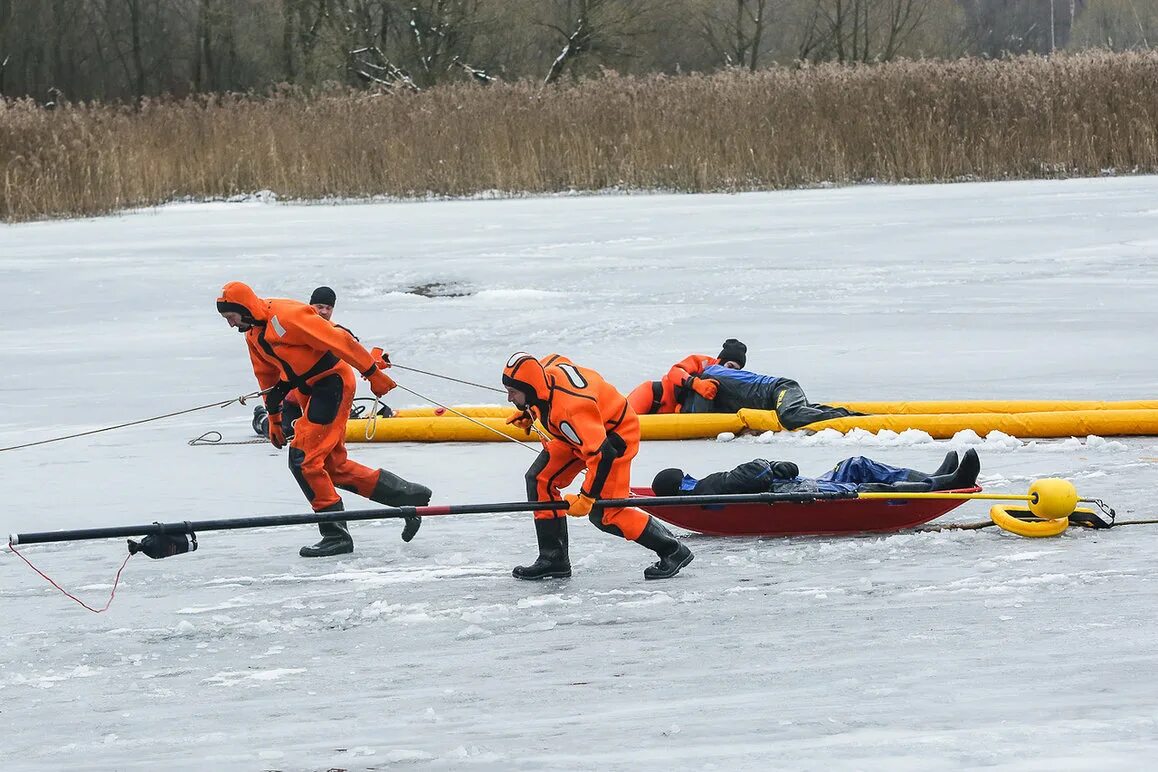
[
  {"xmin": 217, "ymin": 281, "xmax": 431, "ymax": 558},
  {"xmin": 502, "ymin": 352, "xmax": 694, "ymax": 581}
]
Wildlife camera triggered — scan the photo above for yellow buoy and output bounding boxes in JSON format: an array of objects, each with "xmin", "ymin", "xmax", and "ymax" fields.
[
  {"xmin": 1027, "ymin": 478, "xmax": 1079, "ymax": 520},
  {"xmin": 990, "ymin": 505, "xmax": 1070, "ymax": 537}
]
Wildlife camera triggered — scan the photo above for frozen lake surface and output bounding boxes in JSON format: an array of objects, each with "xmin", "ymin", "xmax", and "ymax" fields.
[{"xmin": 2, "ymin": 177, "xmax": 1157, "ymax": 770}]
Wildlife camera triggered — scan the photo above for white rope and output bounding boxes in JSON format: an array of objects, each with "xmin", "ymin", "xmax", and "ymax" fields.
[{"xmin": 387, "ymin": 381, "xmax": 545, "ymax": 453}]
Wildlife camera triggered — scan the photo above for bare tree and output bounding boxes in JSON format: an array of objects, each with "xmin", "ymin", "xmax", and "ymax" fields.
[
  {"xmin": 881, "ymin": 0, "xmax": 931, "ymax": 59},
  {"xmin": 697, "ymin": 0, "xmax": 775, "ymax": 70},
  {"xmin": 957, "ymin": 0, "xmax": 1087, "ymax": 56},
  {"xmin": 544, "ymin": 8, "xmax": 593, "ymax": 84},
  {"xmin": 541, "ymin": 0, "xmax": 662, "ymax": 85},
  {"xmin": 335, "ymin": 0, "xmax": 491, "ymax": 89},
  {"xmin": 281, "ymin": 0, "xmax": 333, "ymax": 83},
  {"xmin": 0, "ymin": 0, "xmax": 9, "ymax": 95},
  {"xmin": 801, "ymin": 0, "xmax": 934, "ymax": 62}
]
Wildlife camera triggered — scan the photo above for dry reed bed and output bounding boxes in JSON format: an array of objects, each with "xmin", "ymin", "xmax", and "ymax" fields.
[{"xmin": 2, "ymin": 51, "xmax": 1157, "ymax": 222}]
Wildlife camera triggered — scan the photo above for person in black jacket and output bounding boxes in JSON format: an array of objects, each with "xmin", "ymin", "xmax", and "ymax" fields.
[
  {"xmin": 679, "ymin": 363, "xmax": 863, "ymax": 430},
  {"xmin": 651, "ymin": 448, "xmax": 980, "ymax": 497}
]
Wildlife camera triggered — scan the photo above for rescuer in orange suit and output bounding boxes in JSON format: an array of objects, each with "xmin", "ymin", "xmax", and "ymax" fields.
[
  {"xmin": 502, "ymin": 352, "xmax": 694, "ymax": 580},
  {"xmin": 217, "ymin": 281, "xmax": 430, "ymax": 558},
  {"xmin": 250, "ymin": 286, "xmax": 392, "ymax": 439},
  {"xmin": 627, "ymin": 338, "xmax": 748, "ymax": 415}
]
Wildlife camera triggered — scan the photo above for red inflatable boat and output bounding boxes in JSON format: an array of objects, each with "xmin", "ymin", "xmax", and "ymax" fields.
[{"xmin": 630, "ymin": 486, "xmax": 981, "ymax": 537}]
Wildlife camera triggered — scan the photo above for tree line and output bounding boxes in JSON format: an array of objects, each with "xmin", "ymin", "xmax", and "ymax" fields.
[{"xmin": 0, "ymin": 0, "xmax": 1154, "ymax": 104}]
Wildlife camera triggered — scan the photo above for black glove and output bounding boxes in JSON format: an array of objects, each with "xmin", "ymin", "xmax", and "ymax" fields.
[
  {"xmin": 770, "ymin": 461, "xmax": 799, "ymax": 480},
  {"xmin": 264, "ymin": 381, "xmax": 291, "ymax": 415}
]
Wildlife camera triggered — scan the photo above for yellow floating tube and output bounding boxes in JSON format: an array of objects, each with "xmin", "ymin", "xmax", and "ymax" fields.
[
  {"xmin": 835, "ymin": 400, "xmax": 1158, "ymax": 414},
  {"xmin": 350, "ymin": 416, "xmax": 531, "ymax": 443},
  {"xmin": 796, "ymin": 409, "xmax": 1158, "ymax": 439},
  {"xmin": 640, "ymin": 413, "xmax": 745, "ymax": 440},
  {"xmin": 349, "ymin": 403, "xmax": 1158, "ymax": 442},
  {"xmin": 989, "ymin": 505, "xmax": 1070, "ymax": 537},
  {"xmin": 347, "ymin": 412, "xmax": 745, "ymax": 443},
  {"xmin": 390, "ymin": 400, "xmax": 1158, "ymax": 419},
  {"xmin": 391, "ymin": 406, "xmax": 511, "ymax": 418}
]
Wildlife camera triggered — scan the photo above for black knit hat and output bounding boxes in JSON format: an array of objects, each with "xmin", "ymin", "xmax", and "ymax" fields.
[
  {"xmin": 717, "ymin": 338, "xmax": 747, "ymax": 369},
  {"xmin": 309, "ymin": 286, "xmax": 337, "ymax": 307},
  {"xmin": 651, "ymin": 468, "xmax": 686, "ymax": 497}
]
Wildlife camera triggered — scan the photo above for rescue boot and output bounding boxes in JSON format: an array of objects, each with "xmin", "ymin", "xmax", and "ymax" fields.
[
  {"xmin": 635, "ymin": 517, "xmax": 694, "ymax": 580},
  {"xmin": 927, "ymin": 448, "xmax": 980, "ymax": 491},
  {"xmin": 900, "ymin": 449, "xmax": 959, "ymax": 484},
  {"xmin": 251, "ymin": 405, "xmax": 269, "ymax": 437},
  {"xmin": 299, "ymin": 501, "xmax": 354, "ymax": 558},
  {"xmin": 929, "ymin": 450, "xmax": 959, "ymax": 478},
  {"xmin": 369, "ymin": 469, "xmax": 431, "ymax": 543},
  {"xmin": 512, "ymin": 517, "xmax": 571, "ymax": 580}
]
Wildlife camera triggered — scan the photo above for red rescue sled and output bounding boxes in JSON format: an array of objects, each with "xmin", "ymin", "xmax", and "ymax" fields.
[{"xmin": 630, "ymin": 486, "xmax": 981, "ymax": 537}]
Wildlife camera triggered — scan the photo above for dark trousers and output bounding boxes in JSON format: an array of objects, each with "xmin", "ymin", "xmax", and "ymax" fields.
[{"xmin": 773, "ymin": 379, "xmax": 860, "ymax": 430}]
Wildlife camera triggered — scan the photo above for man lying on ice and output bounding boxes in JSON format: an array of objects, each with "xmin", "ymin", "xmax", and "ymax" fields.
[
  {"xmin": 628, "ymin": 338, "xmax": 864, "ymax": 430},
  {"xmin": 650, "ymin": 448, "xmax": 980, "ymax": 497},
  {"xmin": 681, "ymin": 360, "xmax": 864, "ymax": 430}
]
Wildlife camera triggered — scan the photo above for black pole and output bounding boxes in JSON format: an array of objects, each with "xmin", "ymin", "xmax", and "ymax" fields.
[{"xmin": 9, "ymin": 490, "xmax": 856, "ymax": 546}]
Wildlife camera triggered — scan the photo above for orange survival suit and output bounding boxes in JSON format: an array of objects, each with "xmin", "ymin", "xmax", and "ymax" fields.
[
  {"xmin": 217, "ymin": 282, "xmax": 429, "ymax": 557},
  {"xmin": 626, "ymin": 353, "xmax": 718, "ymax": 415},
  {"xmin": 502, "ymin": 353, "xmax": 694, "ymax": 580}
]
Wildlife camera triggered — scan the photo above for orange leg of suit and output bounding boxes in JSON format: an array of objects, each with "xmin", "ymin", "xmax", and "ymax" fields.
[
  {"xmin": 527, "ymin": 442, "xmax": 585, "ymax": 520},
  {"xmin": 289, "ymin": 367, "xmax": 380, "ymax": 511},
  {"xmin": 627, "ymin": 381, "xmax": 660, "ymax": 415},
  {"xmin": 527, "ymin": 439, "xmax": 650, "ymax": 542},
  {"xmin": 626, "ymin": 379, "xmax": 681, "ymax": 415},
  {"xmin": 585, "ymin": 423, "xmax": 650, "ymax": 541}
]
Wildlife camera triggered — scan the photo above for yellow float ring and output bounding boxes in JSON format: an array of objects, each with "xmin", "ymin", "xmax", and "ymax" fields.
[{"xmin": 989, "ymin": 505, "xmax": 1069, "ymax": 537}]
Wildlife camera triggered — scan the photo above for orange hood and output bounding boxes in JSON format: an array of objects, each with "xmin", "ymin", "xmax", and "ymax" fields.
[
  {"xmin": 216, "ymin": 281, "xmax": 269, "ymax": 325},
  {"xmin": 502, "ymin": 352, "xmax": 549, "ymax": 407}
]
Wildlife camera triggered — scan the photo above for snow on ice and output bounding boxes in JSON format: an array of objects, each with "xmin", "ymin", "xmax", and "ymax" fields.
[{"xmin": 2, "ymin": 177, "xmax": 1158, "ymax": 770}]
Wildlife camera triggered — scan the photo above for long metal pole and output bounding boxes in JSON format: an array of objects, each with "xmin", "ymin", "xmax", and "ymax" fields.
[{"xmin": 9, "ymin": 490, "xmax": 860, "ymax": 546}]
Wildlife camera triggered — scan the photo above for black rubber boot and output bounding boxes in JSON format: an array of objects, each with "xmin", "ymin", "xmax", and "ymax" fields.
[
  {"xmin": 928, "ymin": 448, "xmax": 980, "ymax": 491},
  {"xmin": 929, "ymin": 450, "xmax": 959, "ymax": 478},
  {"xmin": 251, "ymin": 405, "xmax": 269, "ymax": 437},
  {"xmin": 635, "ymin": 517, "xmax": 694, "ymax": 580},
  {"xmin": 512, "ymin": 517, "xmax": 571, "ymax": 580},
  {"xmin": 299, "ymin": 501, "xmax": 354, "ymax": 558},
  {"xmin": 369, "ymin": 469, "xmax": 431, "ymax": 543},
  {"xmin": 900, "ymin": 450, "xmax": 959, "ymax": 483}
]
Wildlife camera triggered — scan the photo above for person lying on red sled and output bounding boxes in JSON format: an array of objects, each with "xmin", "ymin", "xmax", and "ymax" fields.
[{"xmin": 651, "ymin": 448, "xmax": 980, "ymax": 497}]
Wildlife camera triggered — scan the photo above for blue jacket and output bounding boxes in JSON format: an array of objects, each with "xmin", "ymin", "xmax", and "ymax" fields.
[{"xmin": 681, "ymin": 365, "xmax": 786, "ymax": 413}]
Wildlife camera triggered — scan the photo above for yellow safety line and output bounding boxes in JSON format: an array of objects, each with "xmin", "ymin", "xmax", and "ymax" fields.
[{"xmin": 856, "ymin": 492, "xmax": 1034, "ymax": 502}]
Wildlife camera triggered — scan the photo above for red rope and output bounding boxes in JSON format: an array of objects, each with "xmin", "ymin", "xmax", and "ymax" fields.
[{"xmin": 8, "ymin": 541, "xmax": 133, "ymax": 613}]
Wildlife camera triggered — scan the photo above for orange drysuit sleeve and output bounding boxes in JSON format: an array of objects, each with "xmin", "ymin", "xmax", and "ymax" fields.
[
  {"xmin": 666, "ymin": 353, "xmax": 715, "ymax": 389},
  {"xmin": 284, "ymin": 306, "xmax": 378, "ymax": 375}
]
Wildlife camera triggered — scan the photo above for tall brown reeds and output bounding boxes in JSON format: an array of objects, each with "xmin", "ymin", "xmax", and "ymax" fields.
[{"xmin": 3, "ymin": 51, "xmax": 1157, "ymax": 222}]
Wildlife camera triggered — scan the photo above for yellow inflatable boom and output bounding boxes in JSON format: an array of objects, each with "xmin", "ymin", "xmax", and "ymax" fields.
[
  {"xmin": 348, "ymin": 413, "xmax": 745, "ymax": 443},
  {"xmin": 392, "ymin": 400, "xmax": 1158, "ymax": 418},
  {"xmin": 348, "ymin": 401, "xmax": 1158, "ymax": 442},
  {"xmin": 792, "ymin": 409, "xmax": 1158, "ymax": 440}
]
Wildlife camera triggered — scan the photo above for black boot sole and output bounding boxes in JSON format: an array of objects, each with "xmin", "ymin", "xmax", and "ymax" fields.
[
  {"xmin": 299, "ymin": 541, "xmax": 354, "ymax": 558},
  {"xmin": 644, "ymin": 548, "xmax": 694, "ymax": 580},
  {"xmin": 512, "ymin": 567, "xmax": 572, "ymax": 580}
]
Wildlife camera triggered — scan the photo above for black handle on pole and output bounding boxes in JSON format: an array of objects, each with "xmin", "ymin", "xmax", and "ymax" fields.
[{"xmin": 9, "ymin": 490, "xmax": 857, "ymax": 546}]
